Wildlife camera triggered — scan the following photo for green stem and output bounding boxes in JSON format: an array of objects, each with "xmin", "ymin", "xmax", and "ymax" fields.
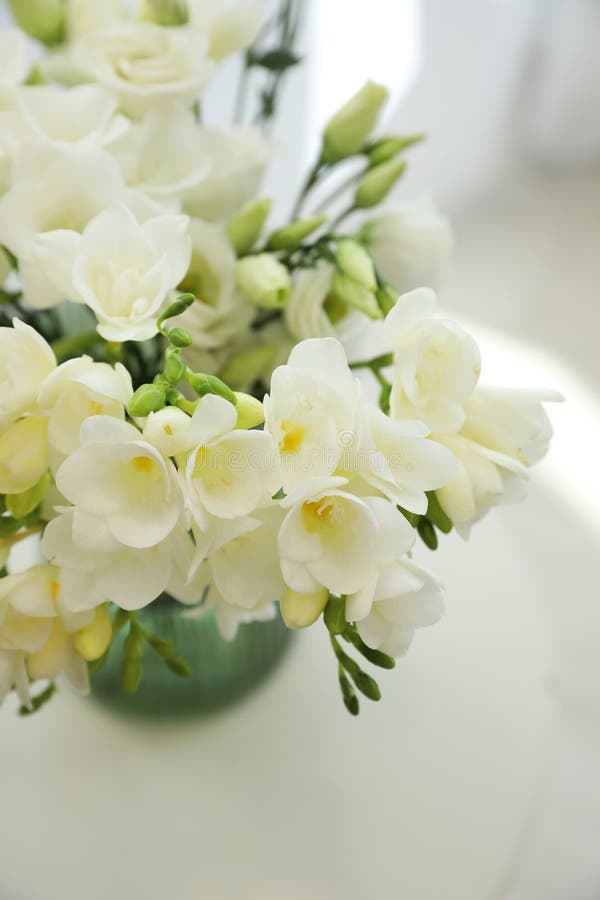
[
  {"xmin": 329, "ymin": 205, "xmax": 357, "ymax": 232},
  {"xmin": 290, "ymin": 158, "xmax": 325, "ymax": 220},
  {"xmin": 349, "ymin": 353, "xmax": 393, "ymax": 370},
  {"xmin": 51, "ymin": 330, "xmax": 101, "ymax": 362},
  {"xmin": 313, "ymin": 169, "xmax": 366, "ymax": 215}
]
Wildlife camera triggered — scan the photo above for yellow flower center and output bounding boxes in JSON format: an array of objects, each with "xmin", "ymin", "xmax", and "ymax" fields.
[
  {"xmin": 279, "ymin": 420, "xmax": 305, "ymax": 454},
  {"xmin": 132, "ymin": 455, "xmax": 154, "ymax": 474},
  {"xmin": 50, "ymin": 579, "xmax": 60, "ymax": 601},
  {"xmin": 89, "ymin": 400, "xmax": 104, "ymax": 415}
]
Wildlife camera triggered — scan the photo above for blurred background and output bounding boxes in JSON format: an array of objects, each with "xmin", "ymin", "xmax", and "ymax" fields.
[{"xmin": 1, "ymin": 1, "xmax": 599, "ymax": 898}]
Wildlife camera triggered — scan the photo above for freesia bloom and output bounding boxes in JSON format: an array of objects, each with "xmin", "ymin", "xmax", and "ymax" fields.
[
  {"xmin": 355, "ymin": 560, "xmax": 444, "ymax": 657},
  {"xmin": 340, "ymin": 496, "xmax": 444, "ymax": 657},
  {"xmin": 55, "ymin": 416, "xmax": 183, "ymax": 549},
  {"xmin": 264, "ymin": 338, "xmax": 360, "ymax": 492},
  {"xmin": 0, "ymin": 319, "xmax": 56, "ymax": 430},
  {"xmin": 61, "ymin": 204, "xmax": 191, "ymax": 341},
  {"xmin": 278, "ymin": 477, "xmax": 380, "ymax": 597},
  {"xmin": 57, "ymin": 23, "xmax": 214, "ymax": 117},
  {"xmin": 38, "ymin": 356, "xmax": 133, "ymax": 455},
  {"xmin": 284, "ymin": 262, "xmax": 367, "ymax": 354},
  {"xmin": 0, "ymin": 144, "xmax": 125, "ymax": 308},
  {"xmin": 0, "ymin": 564, "xmax": 104, "ymax": 706},
  {"xmin": 385, "ymin": 287, "xmax": 481, "ymax": 433},
  {"xmin": 361, "ymin": 197, "xmax": 454, "ymax": 295},
  {"xmin": 43, "ymin": 512, "xmax": 198, "ymax": 612},
  {"xmin": 0, "ymin": 28, "xmax": 28, "ymax": 88},
  {"xmin": 435, "ymin": 386, "xmax": 561, "ymax": 530},
  {"xmin": 188, "ymin": 0, "xmax": 266, "ymax": 61},
  {"xmin": 190, "ymin": 506, "xmax": 284, "ymax": 639},
  {"xmin": 185, "ymin": 394, "xmax": 280, "ymax": 523},
  {"xmin": 13, "ymin": 84, "xmax": 129, "ymax": 148}
]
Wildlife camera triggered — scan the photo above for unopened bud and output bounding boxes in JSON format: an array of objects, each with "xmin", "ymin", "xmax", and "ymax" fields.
[
  {"xmin": 7, "ymin": 0, "xmax": 66, "ymax": 46},
  {"xmin": 167, "ymin": 327, "xmax": 193, "ymax": 348},
  {"xmin": 186, "ymin": 372, "xmax": 237, "ymax": 406},
  {"xmin": 142, "ymin": 0, "xmax": 189, "ymax": 25},
  {"xmin": 227, "ymin": 197, "xmax": 271, "ymax": 256},
  {"xmin": 281, "ymin": 587, "xmax": 329, "ymax": 629},
  {"xmin": 157, "ymin": 294, "xmax": 195, "ymax": 332},
  {"xmin": 127, "ymin": 383, "xmax": 166, "ymax": 418},
  {"xmin": 335, "ymin": 238, "xmax": 376, "ymax": 290},
  {"xmin": 73, "ymin": 605, "xmax": 112, "ymax": 662},
  {"xmin": 331, "ymin": 271, "xmax": 381, "ymax": 320},
  {"xmin": 5, "ymin": 470, "xmax": 51, "ymax": 519},
  {"xmin": 163, "ymin": 349, "xmax": 187, "ymax": 384},
  {"xmin": 367, "ymin": 133, "xmax": 425, "ymax": 166},
  {"xmin": 235, "ymin": 254, "xmax": 291, "ymax": 309},
  {"xmin": 322, "ymin": 80, "xmax": 389, "ymax": 164},
  {"xmin": 266, "ymin": 215, "xmax": 327, "ymax": 252},
  {"xmin": 234, "ymin": 393, "xmax": 264, "ymax": 429},
  {"xmin": 354, "ymin": 158, "xmax": 407, "ymax": 209}
]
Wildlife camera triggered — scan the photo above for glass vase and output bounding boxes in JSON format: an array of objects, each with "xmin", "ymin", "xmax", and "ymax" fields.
[{"xmin": 91, "ymin": 596, "xmax": 292, "ymax": 718}]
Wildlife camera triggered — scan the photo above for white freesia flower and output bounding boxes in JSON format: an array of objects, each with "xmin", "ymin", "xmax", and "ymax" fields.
[
  {"xmin": 0, "ymin": 144, "xmax": 125, "ymax": 308},
  {"xmin": 188, "ymin": 0, "xmax": 266, "ymax": 61},
  {"xmin": 61, "ymin": 204, "xmax": 191, "ymax": 341},
  {"xmin": 342, "ymin": 495, "xmax": 444, "ymax": 654},
  {"xmin": 284, "ymin": 261, "xmax": 367, "ymax": 354},
  {"xmin": 14, "ymin": 84, "xmax": 129, "ymax": 147},
  {"xmin": 112, "ymin": 103, "xmax": 211, "ymax": 204},
  {"xmin": 349, "ymin": 403, "xmax": 457, "ymax": 514},
  {"xmin": 434, "ymin": 386, "xmax": 560, "ymax": 530},
  {"xmin": 185, "ymin": 394, "xmax": 280, "ymax": 523},
  {"xmin": 264, "ymin": 337, "xmax": 360, "ymax": 493},
  {"xmin": 362, "ymin": 196, "xmax": 454, "ymax": 295},
  {"xmin": 0, "ymin": 563, "xmax": 98, "ymax": 705},
  {"xmin": 189, "ymin": 505, "xmax": 284, "ymax": 639},
  {"xmin": 0, "ymin": 29, "xmax": 29, "ymax": 88},
  {"xmin": 355, "ymin": 559, "xmax": 444, "ymax": 657},
  {"xmin": 0, "ymin": 319, "xmax": 56, "ymax": 430},
  {"xmin": 57, "ymin": 23, "xmax": 214, "ymax": 117},
  {"xmin": 278, "ymin": 476, "xmax": 380, "ymax": 597},
  {"xmin": 385, "ymin": 287, "xmax": 481, "ymax": 434},
  {"xmin": 38, "ymin": 356, "xmax": 133, "ymax": 455},
  {"xmin": 183, "ymin": 127, "xmax": 272, "ymax": 222},
  {"xmin": 66, "ymin": 0, "xmax": 129, "ymax": 41},
  {"xmin": 55, "ymin": 416, "xmax": 183, "ymax": 549},
  {"xmin": 43, "ymin": 512, "xmax": 198, "ymax": 612}
]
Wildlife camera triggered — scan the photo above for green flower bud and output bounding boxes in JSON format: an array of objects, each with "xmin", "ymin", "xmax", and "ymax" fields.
[
  {"xmin": 367, "ymin": 133, "xmax": 425, "ymax": 166},
  {"xmin": 226, "ymin": 198, "xmax": 272, "ymax": 256},
  {"xmin": 280, "ymin": 587, "xmax": 329, "ymax": 629},
  {"xmin": 163, "ymin": 349, "xmax": 187, "ymax": 384},
  {"xmin": 331, "ymin": 271, "xmax": 381, "ymax": 320},
  {"xmin": 335, "ymin": 238, "xmax": 376, "ymax": 290},
  {"xmin": 219, "ymin": 344, "xmax": 277, "ymax": 390},
  {"xmin": 186, "ymin": 372, "xmax": 237, "ymax": 406},
  {"xmin": 375, "ymin": 282, "xmax": 398, "ymax": 316},
  {"xmin": 167, "ymin": 327, "xmax": 193, "ymax": 348},
  {"xmin": 157, "ymin": 293, "xmax": 195, "ymax": 332},
  {"xmin": 354, "ymin": 158, "xmax": 407, "ymax": 208},
  {"xmin": 266, "ymin": 215, "xmax": 327, "ymax": 252},
  {"xmin": 121, "ymin": 657, "xmax": 143, "ymax": 694},
  {"xmin": 127, "ymin": 383, "xmax": 167, "ymax": 418},
  {"xmin": 322, "ymin": 80, "xmax": 388, "ymax": 164},
  {"xmin": 7, "ymin": 0, "xmax": 67, "ymax": 46},
  {"xmin": 235, "ymin": 253, "xmax": 291, "ymax": 309},
  {"xmin": 141, "ymin": 0, "xmax": 189, "ymax": 25},
  {"xmin": 234, "ymin": 393, "xmax": 265, "ymax": 430}
]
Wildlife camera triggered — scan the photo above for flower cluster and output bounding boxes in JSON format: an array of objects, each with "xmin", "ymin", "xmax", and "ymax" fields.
[{"xmin": 0, "ymin": 1, "xmax": 559, "ymax": 716}]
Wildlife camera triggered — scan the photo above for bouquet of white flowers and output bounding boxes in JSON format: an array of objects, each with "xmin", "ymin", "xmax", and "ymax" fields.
[{"xmin": 0, "ymin": 0, "xmax": 559, "ymax": 716}]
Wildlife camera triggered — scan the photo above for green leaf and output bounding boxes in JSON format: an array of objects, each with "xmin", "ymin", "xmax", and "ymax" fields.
[{"xmin": 249, "ymin": 48, "xmax": 302, "ymax": 71}]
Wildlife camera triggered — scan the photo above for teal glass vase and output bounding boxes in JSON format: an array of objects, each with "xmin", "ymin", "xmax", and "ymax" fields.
[{"xmin": 91, "ymin": 596, "xmax": 292, "ymax": 718}]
